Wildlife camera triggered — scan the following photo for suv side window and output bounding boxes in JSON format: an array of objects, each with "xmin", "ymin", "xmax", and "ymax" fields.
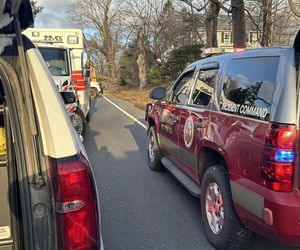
[
  {"xmin": 221, "ymin": 57, "xmax": 279, "ymax": 121},
  {"xmin": 171, "ymin": 71, "xmax": 194, "ymax": 105},
  {"xmin": 191, "ymin": 69, "xmax": 218, "ymax": 107}
]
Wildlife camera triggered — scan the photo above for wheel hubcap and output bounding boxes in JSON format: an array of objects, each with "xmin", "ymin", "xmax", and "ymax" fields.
[
  {"xmin": 148, "ymin": 134, "xmax": 155, "ymax": 162},
  {"xmin": 91, "ymin": 90, "xmax": 97, "ymax": 99},
  {"xmin": 205, "ymin": 182, "xmax": 224, "ymax": 235}
]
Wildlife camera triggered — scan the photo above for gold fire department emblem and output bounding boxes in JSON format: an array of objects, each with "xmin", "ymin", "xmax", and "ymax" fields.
[{"xmin": 184, "ymin": 116, "xmax": 194, "ymax": 148}]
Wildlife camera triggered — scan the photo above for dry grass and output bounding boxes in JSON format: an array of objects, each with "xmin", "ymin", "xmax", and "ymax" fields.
[{"xmin": 105, "ymin": 84, "xmax": 169, "ymax": 110}]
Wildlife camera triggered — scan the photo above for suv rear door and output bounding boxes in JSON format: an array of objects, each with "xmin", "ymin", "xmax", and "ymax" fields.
[{"xmin": 0, "ymin": 1, "xmax": 37, "ymax": 250}]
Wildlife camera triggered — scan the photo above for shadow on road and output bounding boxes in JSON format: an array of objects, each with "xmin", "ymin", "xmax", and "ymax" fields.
[{"xmin": 124, "ymin": 122, "xmax": 148, "ymax": 158}]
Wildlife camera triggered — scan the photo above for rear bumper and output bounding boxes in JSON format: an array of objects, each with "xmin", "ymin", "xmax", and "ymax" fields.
[
  {"xmin": 231, "ymin": 179, "xmax": 300, "ymax": 246},
  {"xmin": 264, "ymin": 189, "xmax": 300, "ymax": 245}
]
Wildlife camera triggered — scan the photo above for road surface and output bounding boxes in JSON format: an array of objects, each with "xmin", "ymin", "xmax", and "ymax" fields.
[{"xmin": 84, "ymin": 96, "xmax": 298, "ymax": 250}]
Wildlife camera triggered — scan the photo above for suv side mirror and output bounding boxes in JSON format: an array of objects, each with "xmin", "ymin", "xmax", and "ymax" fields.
[
  {"xmin": 81, "ymin": 52, "xmax": 90, "ymax": 69},
  {"xmin": 61, "ymin": 91, "xmax": 76, "ymax": 104},
  {"xmin": 149, "ymin": 87, "xmax": 166, "ymax": 100}
]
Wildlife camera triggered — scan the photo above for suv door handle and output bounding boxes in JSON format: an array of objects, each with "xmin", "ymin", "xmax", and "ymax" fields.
[{"xmin": 195, "ymin": 121, "xmax": 206, "ymax": 128}]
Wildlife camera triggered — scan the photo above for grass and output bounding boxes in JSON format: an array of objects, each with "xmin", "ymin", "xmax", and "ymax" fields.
[{"xmin": 105, "ymin": 83, "xmax": 170, "ymax": 110}]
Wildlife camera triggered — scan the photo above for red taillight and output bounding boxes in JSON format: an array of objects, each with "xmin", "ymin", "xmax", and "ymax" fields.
[
  {"xmin": 52, "ymin": 154, "xmax": 99, "ymax": 250},
  {"xmin": 261, "ymin": 123, "xmax": 296, "ymax": 192}
]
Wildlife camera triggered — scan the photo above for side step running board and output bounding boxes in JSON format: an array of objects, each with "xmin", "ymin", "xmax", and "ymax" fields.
[{"xmin": 161, "ymin": 156, "xmax": 201, "ymax": 197}]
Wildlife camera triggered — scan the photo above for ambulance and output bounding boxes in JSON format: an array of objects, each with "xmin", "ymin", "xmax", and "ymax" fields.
[{"xmin": 23, "ymin": 28, "xmax": 91, "ymax": 119}]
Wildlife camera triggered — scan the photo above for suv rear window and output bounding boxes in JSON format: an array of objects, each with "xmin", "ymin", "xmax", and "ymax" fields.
[{"xmin": 221, "ymin": 57, "xmax": 279, "ymax": 121}]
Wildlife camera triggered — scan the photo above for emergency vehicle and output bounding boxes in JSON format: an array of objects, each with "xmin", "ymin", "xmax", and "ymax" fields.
[
  {"xmin": 23, "ymin": 28, "xmax": 91, "ymax": 119},
  {"xmin": 90, "ymin": 64, "xmax": 103, "ymax": 99},
  {"xmin": 146, "ymin": 30, "xmax": 300, "ymax": 248}
]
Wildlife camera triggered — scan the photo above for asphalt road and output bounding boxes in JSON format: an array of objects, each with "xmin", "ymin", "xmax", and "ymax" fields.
[{"xmin": 84, "ymin": 96, "xmax": 298, "ymax": 250}]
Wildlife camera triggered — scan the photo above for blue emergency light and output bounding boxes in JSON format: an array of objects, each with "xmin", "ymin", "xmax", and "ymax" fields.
[{"xmin": 275, "ymin": 150, "xmax": 295, "ymax": 163}]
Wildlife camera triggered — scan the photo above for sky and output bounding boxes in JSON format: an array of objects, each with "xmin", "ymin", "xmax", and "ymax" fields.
[{"xmin": 35, "ymin": 0, "xmax": 74, "ymax": 28}]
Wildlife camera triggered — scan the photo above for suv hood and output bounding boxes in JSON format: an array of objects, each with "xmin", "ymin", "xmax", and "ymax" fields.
[{"xmin": 0, "ymin": 0, "xmax": 33, "ymax": 34}]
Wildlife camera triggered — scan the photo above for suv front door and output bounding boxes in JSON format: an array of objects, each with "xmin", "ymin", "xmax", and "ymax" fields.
[{"xmin": 158, "ymin": 70, "xmax": 195, "ymax": 164}]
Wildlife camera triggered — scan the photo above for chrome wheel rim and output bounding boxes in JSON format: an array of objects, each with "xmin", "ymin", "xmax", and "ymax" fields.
[
  {"xmin": 205, "ymin": 182, "xmax": 224, "ymax": 235},
  {"xmin": 148, "ymin": 133, "xmax": 155, "ymax": 162},
  {"xmin": 91, "ymin": 89, "xmax": 97, "ymax": 99},
  {"xmin": 72, "ymin": 113, "xmax": 83, "ymax": 135}
]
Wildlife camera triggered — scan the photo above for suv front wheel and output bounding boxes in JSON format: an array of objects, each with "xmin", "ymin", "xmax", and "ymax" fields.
[
  {"xmin": 201, "ymin": 165, "xmax": 250, "ymax": 249},
  {"xmin": 147, "ymin": 126, "xmax": 163, "ymax": 171}
]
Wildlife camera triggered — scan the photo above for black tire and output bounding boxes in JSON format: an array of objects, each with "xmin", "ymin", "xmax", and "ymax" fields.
[
  {"xmin": 201, "ymin": 165, "xmax": 250, "ymax": 249},
  {"xmin": 91, "ymin": 87, "xmax": 98, "ymax": 99},
  {"xmin": 147, "ymin": 126, "xmax": 163, "ymax": 171},
  {"xmin": 86, "ymin": 98, "xmax": 92, "ymax": 123},
  {"xmin": 86, "ymin": 110, "xmax": 91, "ymax": 123},
  {"xmin": 72, "ymin": 108, "xmax": 87, "ymax": 137}
]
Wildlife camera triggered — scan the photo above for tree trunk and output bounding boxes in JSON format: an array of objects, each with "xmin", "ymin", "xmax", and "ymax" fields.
[
  {"xmin": 262, "ymin": 0, "xmax": 273, "ymax": 46},
  {"xmin": 205, "ymin": 18, "xmax": 213, "ymax": 48},
  {"xmin": 211, "ymin": 2, "xmax": 221, "ymax": 48},
  {"xmin": 231, "ymin": 0, "xmax": 246, "ymax": 48},
  {"xmin": 136, "ymin": 30, "xmax": 147, "ymax": 90},
  {"xmin": 205, "ymin": 1, "xmax": 221, "ymax": 48},
  {"xmin": 107, "ymin": 47, "xmax": 117, "ymax": 80}
]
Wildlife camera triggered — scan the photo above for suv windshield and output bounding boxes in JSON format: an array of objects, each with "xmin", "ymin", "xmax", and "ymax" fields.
[{"xmin": 39, "ymin": 47, "xmax": 70, "ymax": 77}]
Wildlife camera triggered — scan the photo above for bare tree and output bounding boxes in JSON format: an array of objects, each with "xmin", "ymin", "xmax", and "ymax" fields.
[
  {"xmin": 231, "ymin": 0, "xmax": 246, "ymax": 48},
  {"xmin": 136, "ymin": 29, "xmax": 148, "ymax": 90},
  {"xmin": 68, "ymin": 0, "xmax": 127, "ymax": 81},
  {"xmin": 124, "ymin": 0, "xmax": 182, "ymax": 89},
  {"xmin": 198, "ymin": 0, "xmax": 221, "ymax": 47},
  {"xmin": 177, "ymin": 0, "xmax": 208, "ymax": 45},
  {"xmin": 288, "ymin": 0, "xmax": 300, "ymax": 17},
  {"xmin": 179, "ymin": 0, "xmax": 234, "ymax": 48},
  {"xmin": 30, "ymin": 0, "xmax": 43, "ymax": 19},
  {"xmin": 123, "ymin": 0, "xmax": 151, "ymax": 89},
  {"xmin": 245, "ymin": 0, "xmax": 300, "ymax": 46},
  {"xmin": 179, "ymin": 0, "xmax": 220, "ymax": 47},
  {"xmin": 261, "ymin": 0, "xmax": 273, "ymax": 46},
  {"xmin": 151, "ymin": 0, "xmax": 183, "ymax": 60}
]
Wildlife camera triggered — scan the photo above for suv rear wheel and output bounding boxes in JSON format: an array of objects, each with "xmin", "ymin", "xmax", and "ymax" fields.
[
  {"xmin": 147, "ymin": 126, "xmax": 163, "ymax": 171},
  {"xmin": 201, "ymin": 165, "xmax": 250, "ymax": 249}
]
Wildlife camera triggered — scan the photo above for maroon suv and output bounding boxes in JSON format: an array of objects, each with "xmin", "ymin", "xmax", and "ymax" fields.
[{"xmin": 145, "ymin": 31, "xmax": 300, "ymax": 249}]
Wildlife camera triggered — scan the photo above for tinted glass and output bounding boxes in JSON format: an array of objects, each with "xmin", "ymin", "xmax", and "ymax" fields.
[
  {"xmin": 221, "ymin": 57, "xmax": 279, "ymax": 121},
  {"xmin": 191, "ymin": 69, "xmax": 218, "ymax": 107},
  {"xmin": 172, "ymin": 71, "xmax": 194, "ymax": 105}
]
